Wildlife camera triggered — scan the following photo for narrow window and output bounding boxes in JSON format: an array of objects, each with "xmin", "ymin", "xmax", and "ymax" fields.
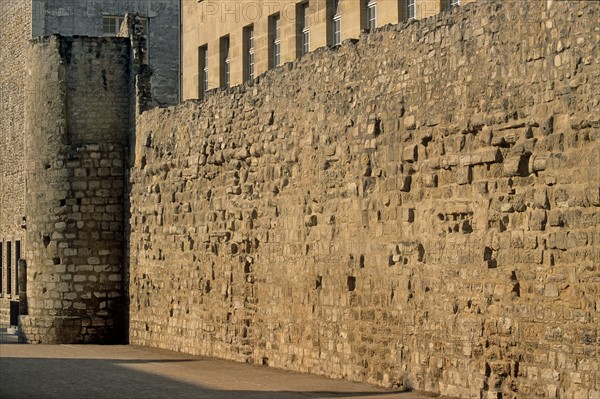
[
  {"xmin": 269, "ymin": 14, "xmax": 281, "ymax": 68},
  {"xmin": 138, "ymin": 18, "xmax": 150, "ymax": 52},
  {"xmin": 220, "ymin": 36, "xmax": 230, "ymax": 88},
  {"xmin": 15, "ymin": 241, "xmax": 20, "ymax": 294},
  {"xmin": 332, "ymin": 0, "xmax": 342, "ymax": 46},
  {"xmin": 244, "ymin": 25, "xmax": 255, "ymax": 81},
  {"xmin": 303, "ymin": 4, "xmax": 310, "ymax": 54},
  {"xmin": 139, "ymin": 18, "xmax": 149, "ymax": 35},
  {"xmin": 198, "ymin": 45, "xmax": 208, "ymax": 99},
  {"xmin": 0, "ymin": 242, "xmax": 3, "ymax": 295},
  {"xmin": 297, "ymin": 2, "xmax": 310, "ymax": 56},
  {"xmin": 405, "ymin": 0, "xmax": 416, "ymax": 22},
  {"xmin": 249, "ymin": 27, "xmax": 255, "ymax": 79},
  {"xmin": 6, "ymin": 241, "xmax": 11, "ymax": 295},
  {"xmin": 366, "ymin": 0, "xmax": 377, "ymax": 32}
]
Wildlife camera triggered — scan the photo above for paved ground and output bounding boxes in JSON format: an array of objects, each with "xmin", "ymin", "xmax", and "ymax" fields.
[{"xmin": 0, "ymin": 326, "xmax": 443, "ymax": 399}]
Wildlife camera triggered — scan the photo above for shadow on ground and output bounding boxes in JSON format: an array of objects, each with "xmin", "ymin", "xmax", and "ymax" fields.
[
  {"xmin": 0, "ymin": 355, "xmax": 416, "ymax": 399},
  {"xmin": 0, "ymin": 324, "xmax": 431, "ymax": 399}
]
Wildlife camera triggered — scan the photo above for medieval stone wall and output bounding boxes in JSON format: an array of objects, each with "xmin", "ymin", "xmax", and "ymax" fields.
[
  {"xmin": 20, "ymin": 36, "xmax": 131, "ymax": 343},
  {"xmin": 0, "ymin": 0, "xmax": 31, "ymax": 317},
  {"xmin": 130, "ymin": 1, "xmax": 599, "ymax": 398}
]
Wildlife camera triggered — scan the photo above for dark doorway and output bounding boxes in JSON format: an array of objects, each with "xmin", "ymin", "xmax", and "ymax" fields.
[{"xmin": 10, "ymin": 300, "xmax": 19, "ymax": 327}]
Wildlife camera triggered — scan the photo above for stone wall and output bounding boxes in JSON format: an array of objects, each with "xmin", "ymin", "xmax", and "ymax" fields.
[
  {"xmin": 20, "ymin": 36, "xmax": 131, "ymax": 343},
  {"xmin": 0, "ymin": 0, "xmax": 31, "ymax": 317},
  {"xmin": 130, "ymin": 1, "xmax": 600, "ymax": 398}
]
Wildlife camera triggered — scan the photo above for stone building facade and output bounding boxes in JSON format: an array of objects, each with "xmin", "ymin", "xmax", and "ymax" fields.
[
  {"xmin": 182, "ymin": 0, "xmax": 475, "ymax": 100},
  {"xmin": 0, "ymin": 0, "xmax": 33, "ymax": 324}
]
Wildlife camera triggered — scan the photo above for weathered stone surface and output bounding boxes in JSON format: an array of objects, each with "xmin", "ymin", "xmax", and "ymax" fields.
[
  {"xmin": 0, "ymin": 0, "xmax": 178, "ymax": 323},
  {"xmin": 19, "ymin": 36, "xmax": 131, "ymax": 344},
  {"xmin": 0, "ymin": 1, "xmax": 598, "ymax": 399},
  {"xmin": 128, "ymin": 1, "xmax": 600, "ymax": 398}
]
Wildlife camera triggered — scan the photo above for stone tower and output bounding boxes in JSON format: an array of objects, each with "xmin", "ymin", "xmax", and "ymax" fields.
[{"xmin": 19, "ymin": 35, "xmax": 132, "ymax": 343}]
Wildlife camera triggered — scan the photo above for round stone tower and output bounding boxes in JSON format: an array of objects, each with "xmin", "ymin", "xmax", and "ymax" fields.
[{"xmin": 20, "ymin": 35, "xmax": 132, "ymax": 343}]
